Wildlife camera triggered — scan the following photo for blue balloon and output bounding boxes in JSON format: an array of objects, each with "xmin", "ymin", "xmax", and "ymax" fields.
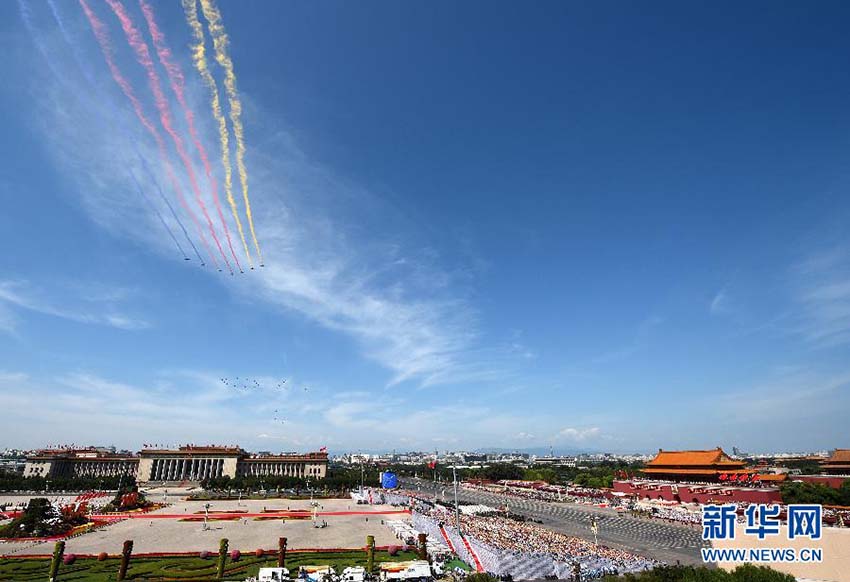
[{"xmin": 381, "ymin": 472, "xmax": 399, "ymax": 489}]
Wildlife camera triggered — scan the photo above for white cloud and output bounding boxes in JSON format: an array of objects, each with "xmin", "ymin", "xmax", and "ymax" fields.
[
  {"xmin": 0, "ymin": 369, "xmax": 332, "ymax": 450},
  {"xmin": 710, "ymin": 287, "xmax": 730, "ymax": 315},
  {"xmin": 789, "ymin": 246, "xmax": 850, "ymax": 347},
  {"xmin": 14, "ymin": 21, "xmax": 513, "ymax": 388},
  {"xmin": 556, "ymin": 427, "xmax": 601, "ymax": 441},
  {"xmin": 713, "ymin": 369, "xmax": 850, "ymax": 421},
  {"xmin": 0, "ymin": 280, "xmax": 151, "ymax": 332}
]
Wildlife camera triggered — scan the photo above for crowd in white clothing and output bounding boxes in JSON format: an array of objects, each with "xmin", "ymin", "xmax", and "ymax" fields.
[{"xmin": 414, "ymin": 501, "xmax": 659, "ymax": 577}]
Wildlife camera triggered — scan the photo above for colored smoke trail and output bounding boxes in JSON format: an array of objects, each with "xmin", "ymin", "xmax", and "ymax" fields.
[
  {"xmin": 129, "ymin": 168, "xmax": 186, "ymax": 258},
  {"xmin": 181, "ymin": 0, "xmax": 253, "ymax": 269},
  {"xmin": 103, "ymin": 0, "xmax": 232, "ymax": 273},
  {"xmin": 139, "ymin": 0, "xmax": 244, "ymax": 271},
  {"xmin": 198, "ymin": 0, "xmax": 264, "ymax": 266},
  {"xmin": 78, "ymin": 0, "xmax": 217, "ymax": 269},
  {"xmin": 46, "ymin": 0, "xmax": 198, "ymax": 263}
]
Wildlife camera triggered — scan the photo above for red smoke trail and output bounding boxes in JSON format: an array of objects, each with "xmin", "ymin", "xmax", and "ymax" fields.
[
  {"xmin": 104, "ymin": 0, "xmax": 232, "ymax": 273},
  {"xmin": 78, "ymin": 0, "xmax": 216, "ymax": 269},
  {"xmin": 138, "ymin": 0, "xmax": 242, "ymax": 272}
]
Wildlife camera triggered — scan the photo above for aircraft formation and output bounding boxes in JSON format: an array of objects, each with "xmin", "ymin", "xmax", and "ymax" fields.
[{"xmin": 18, "ymin": 0, "xmax": 264, "ymax": 275}]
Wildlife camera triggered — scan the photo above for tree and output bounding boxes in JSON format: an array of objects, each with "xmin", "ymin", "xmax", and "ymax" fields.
[
  {"xmin": 366, "ymin": 535, "xmax": 375, "ymax": 573},
  {"xmin": 48, "ymin": 540, "xmax": 65, "ymax": 582},
  {"xmin": 602, "ymin": 564, "xmax": 795, "ymax": 581},
  {"xmin": 117, "ymin": 539, "xmax": 133, "ymax": 581},
  {"xmin": 0, "ymin": 498, "xmax": 84, "ymax": 539},
  {"xmin": 780, "ymin": 481, "xmax": 841, "ymax": 505},
  {"xmin": 217, "ymin": 538, "xmax": 229, "ymax": 579},
  {"xmin": 481, "ymin": 464, "xmax": 525, "ymax": 481},
  {"xmin": 731, "ymin": 564, "xmax": 795, "ymax": 582}
]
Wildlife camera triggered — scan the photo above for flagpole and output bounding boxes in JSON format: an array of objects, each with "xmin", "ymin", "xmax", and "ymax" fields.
[{"xmin": 453, "ymin": 463, "xmax": 462, "ymax": 537}]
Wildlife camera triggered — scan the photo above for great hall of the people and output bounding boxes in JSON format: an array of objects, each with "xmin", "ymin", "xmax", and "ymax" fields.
[{"xmin": 23, "ymin": 445, "xmax": 328, "ymax": 483}]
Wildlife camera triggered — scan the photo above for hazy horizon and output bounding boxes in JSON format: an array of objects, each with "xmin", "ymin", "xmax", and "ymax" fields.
[{"xmin": 2, "ymin": 0, "xmax": 850, "ymax": 453}]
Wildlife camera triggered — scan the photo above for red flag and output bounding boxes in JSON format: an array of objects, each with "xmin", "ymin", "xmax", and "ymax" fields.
[
  {"xmin": 427, "ymin": 461, "xmax": 437, "ymax": 470},
  {"xmin": 719, "ymin": 473, "xmax": 727, "ymax": 481}
]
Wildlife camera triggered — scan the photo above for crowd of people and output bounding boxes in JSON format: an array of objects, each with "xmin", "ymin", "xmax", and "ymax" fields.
[
  {"xmin": 414, "ymin": 501, "xmax": 659, "ymax": 578},
  {"xmin": 629, "ymin": 505, "xmax": 702, "ymax": 526},
  {"xmin": 627, "ymin": 500, "xmax": 850, "ymax": 528},
  {"xmin": 462, "ymin": 481, "xmax": 615, "ymax": 507}
]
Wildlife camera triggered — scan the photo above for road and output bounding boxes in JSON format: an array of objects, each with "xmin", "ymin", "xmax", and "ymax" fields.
[{"xmin": 402, "ymin": 477, "xmax": 708, "ymax": 566}]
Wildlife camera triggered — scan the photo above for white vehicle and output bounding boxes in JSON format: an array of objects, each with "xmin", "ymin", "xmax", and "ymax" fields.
[
  {"xmin": 298, "ymin": 565, "xmax": 336, "ymax": 582},
  {"xmin": 255, "ymin": 567, "xmax": 291, "ymax": 582},
  {"xmin": 340, "ymin": 566, "xmax": 367, "ymax": 582},
  {"xmin": 379, "ymin": 561, "xmax": 433, "ymax": 582}
]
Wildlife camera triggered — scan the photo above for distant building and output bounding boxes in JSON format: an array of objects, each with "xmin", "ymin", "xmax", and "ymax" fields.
[
  {"xmin": 24, "ymin": 445, "xmax": 328, "ymax": 483},
  {"xmin": 24, "ymin": 448, "xmax": 137, "ymax": 479},
  {"xmin": 820, "ymin": 449, "xmax": 850, "ymax": 475},
  {"xmin": 641, "ymin": 448, "xmax": 750, "ymax": 482},
  {"xmin": 0, "ymin": 457, "xmax": 25, "ymax": 474},
  {"xmin": 612, "ymin": 447, "xmax": 782, "ymax": 504}
]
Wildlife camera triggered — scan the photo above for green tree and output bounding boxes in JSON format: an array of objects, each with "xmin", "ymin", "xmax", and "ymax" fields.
[
  {"xmin": 730, "ymin": 564, "xmax": 795, "ymax": 582},
  {"xmin": 217, "ymin": 538, "xmax": 229, "ymax": 579},
  {"xmin": 780, "ymin": 481, "xmax": 841, "ymax": 505},
  {"xmin": 366, "ymin": 535, "xmax": 375, "ymax": 573},
  {"xmin": 48, "ymin": 540, "xmax": 65, "ymax": 582}
]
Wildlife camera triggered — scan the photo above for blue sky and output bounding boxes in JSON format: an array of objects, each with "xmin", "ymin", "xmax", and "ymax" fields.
[{"xmin": 1, "ymin": 0, "xmax": 850, "ymax": 454}]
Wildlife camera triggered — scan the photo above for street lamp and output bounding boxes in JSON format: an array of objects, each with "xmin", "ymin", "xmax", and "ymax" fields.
[
  {"xmin": 452, "ymin": 464, "xmax": 461, "ymax": 537},
  {"xmin": 203, "ymin": 502, "xmax": 211, "ymax": 531}
]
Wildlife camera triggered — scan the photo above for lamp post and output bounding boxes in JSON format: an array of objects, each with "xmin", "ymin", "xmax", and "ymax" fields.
[
  {"xmin": 203, "ymin": 502, "xmax": 211, "ymax": 531},
  {"xmin": 452, "ymin": 464, "xmax": 461, "ymax": 536}
]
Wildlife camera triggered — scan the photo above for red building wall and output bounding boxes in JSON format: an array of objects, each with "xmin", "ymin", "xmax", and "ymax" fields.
[
  {"xmin": 790, "ymin": 475, "xmax": 849, "ymax": 489},
  {"xmin": 613, "ymin": 480, "xmax": 782, "ymax": 504}
]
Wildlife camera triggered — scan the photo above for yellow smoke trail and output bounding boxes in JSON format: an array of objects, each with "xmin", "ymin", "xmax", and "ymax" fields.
[
  {"xmin": 181, "ymin": 0, "xmax": 252, "ymax": 268},
  {"xmin": 197, "ymin": 0, "xmax": 263, "ymax": 266}
]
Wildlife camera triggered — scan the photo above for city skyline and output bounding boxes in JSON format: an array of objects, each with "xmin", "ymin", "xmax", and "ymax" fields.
[{"xmin": 2, "ymin": 1, "xmax": 850, "ymax": 452}]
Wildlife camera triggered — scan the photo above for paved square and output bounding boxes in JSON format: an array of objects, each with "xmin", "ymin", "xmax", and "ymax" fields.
[{"xmin": 1, "ymin": 498, "xmax": 410, "ymax": 556}]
